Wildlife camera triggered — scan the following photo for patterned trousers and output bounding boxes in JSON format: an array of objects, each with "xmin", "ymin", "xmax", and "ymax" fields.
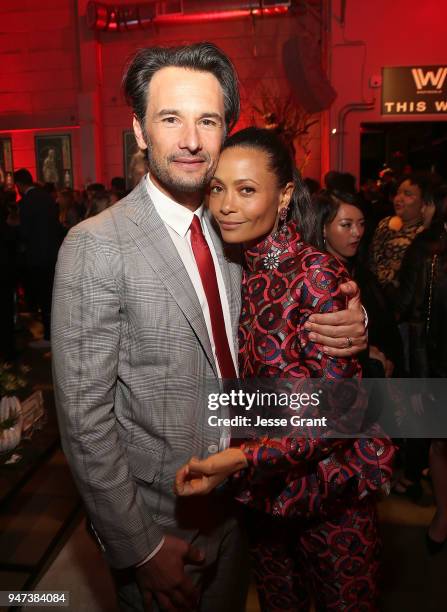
[{"xmin": 246, "ymin": 498, "xmax": 380, "ymax": 611}]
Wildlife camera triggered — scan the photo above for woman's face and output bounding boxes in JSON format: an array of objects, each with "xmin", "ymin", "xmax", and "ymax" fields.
[
  {"xmin": 208, "ymin": 146, "xmax": 292, "ymax": 244},
  {"xmin": 324, "ymin": 203, "xmax": 365, "ymax": 261},
  {"xmin": 393, "ymin": 179, "xmax": 423, "ymax": 224}
]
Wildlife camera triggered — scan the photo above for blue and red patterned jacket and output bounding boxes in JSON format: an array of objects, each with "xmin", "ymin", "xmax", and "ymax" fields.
[{"xmin": 234, "ymin": 222, "xmax": 395, "ymax": 517}]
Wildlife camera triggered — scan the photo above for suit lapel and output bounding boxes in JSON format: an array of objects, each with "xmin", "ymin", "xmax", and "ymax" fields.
[{"xmin": 124, "ymin": 180, "xmax": 218, "ymax": 376}]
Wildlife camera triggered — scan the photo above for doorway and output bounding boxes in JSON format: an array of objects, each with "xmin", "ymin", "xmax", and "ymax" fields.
[{"xmin": 360, "ymin": 121, "xmax": 447, "ymax": 182}]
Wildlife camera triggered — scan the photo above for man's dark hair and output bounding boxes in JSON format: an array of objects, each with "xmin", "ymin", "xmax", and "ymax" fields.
[
  {"xmin": 43, "ymin": 182, "xmax": 57, "ymax": 194},
  {"xmin": 398, "ymin": 172, "xmax": 441, "ymax": 204},
  {"xmin": 13, "ymin": 168, "xmax": 33, "ymax": 186},
  {"xmin": 122, "ymin": 42, "xmax": 240, "ymax": 134},
  {"xmin": 303, "ymin": 177, "xmax": 321, "ymax": 195},
  {"xmin": 86, "ymin": 182, "xmax": 106, "ymax": 193},
  {"xmin": 111, "ymin": 176, "xmax": 126, "ymax": 192}
]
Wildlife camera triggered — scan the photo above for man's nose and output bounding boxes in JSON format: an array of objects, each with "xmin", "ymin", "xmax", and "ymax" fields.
[{"xmin": 178, "ymin": 122, "xmax": 201, "ymax": 153}]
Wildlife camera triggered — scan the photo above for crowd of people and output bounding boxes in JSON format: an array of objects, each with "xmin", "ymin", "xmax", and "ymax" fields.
[
  {"xmin": 1, "ymin": 40, "xmax": 446, "ymax": 611},
  {"xmin": 308, "ymin": 167, "xmax": 447, "ymax": 561},
  {"xmin": 0, "ymin": 172, "xmax": 130, "ymax": 360}
]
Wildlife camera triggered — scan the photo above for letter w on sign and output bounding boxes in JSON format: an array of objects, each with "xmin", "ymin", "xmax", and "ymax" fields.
[{"xmin": 412, "ymin": 67, "xmax": 447, "ymax": 90}]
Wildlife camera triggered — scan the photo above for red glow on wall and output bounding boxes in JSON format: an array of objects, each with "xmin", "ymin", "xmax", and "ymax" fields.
[{"xmin": 0, "ymin": 126, "xmax": 80, "ymax": 135}]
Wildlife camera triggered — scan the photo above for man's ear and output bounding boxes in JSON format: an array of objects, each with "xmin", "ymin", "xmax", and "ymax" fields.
[{"xmin": 133, "ymin": 115, "xmax": 148, "ymax": 150}]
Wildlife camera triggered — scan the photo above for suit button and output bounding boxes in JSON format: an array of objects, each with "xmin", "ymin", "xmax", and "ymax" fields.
[{"xmin": 208, "ymin": 444, "xmax": 218, "ymax": 454}]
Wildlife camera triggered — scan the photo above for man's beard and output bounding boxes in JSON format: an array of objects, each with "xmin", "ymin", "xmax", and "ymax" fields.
[{"xmin": 146, "ymin": 138, "xmax": 213, "ymax": 195}]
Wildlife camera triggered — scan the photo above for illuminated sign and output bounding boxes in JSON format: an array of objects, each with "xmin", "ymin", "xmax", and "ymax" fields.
[{"xmin": 382, "ymin": 66, "xmax": 447, "ymax": 115}]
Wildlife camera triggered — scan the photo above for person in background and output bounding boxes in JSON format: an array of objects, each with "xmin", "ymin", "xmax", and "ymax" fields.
[
  {"xmin": 303, "ymin": 176, "xmax": 320, "ymax": 196},
  {"xmin": 387, "ymin": 186, "xmax": 447, "ymax": 520},
  {"xmin": 84, "ymin": 182, "xmax": 106, "ymax": 217},
  {"xmin": 43, "ymin": 181, "xmax": 58, "ymax": 202},
  {"xmin": 13, "ymin": 168, "xmax": 63, "ymax": 349},
  {"xmin": 57, "ymin": 188, "xmax": 81, "ymax": 232},
  {"xmin": 359, "ymin": 177, "xmax": 394, "ymax": 236},
  {"xmin": 0, "ymin": 188, "xmax": 19, "ymax": 361},
  {"xmin": 314, "ymin": 189, "xmax": 403, "ymax": 378},
  {"xmin": 85, "ymin": 192, "xmax": 112, "ymax": 218},
  {"xmin": 369, "ymin": 173, "xmax": 438, "ymax": 290},
  {"xmin": 111, "ymin": 176, "xmax": 127, "ymax": 200},
  {"xmin": 128, "ymin": 149, "xmax": 150, "ymax": 188}
]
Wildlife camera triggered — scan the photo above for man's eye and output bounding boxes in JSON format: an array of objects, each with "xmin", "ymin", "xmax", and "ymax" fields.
[
  {"xmin": 201, "ymin": 119, "xmax": 217, "ymax": 127},
  {"xmin": 163, "ymin": 117, "xmax": 178, "ymax": 124}
]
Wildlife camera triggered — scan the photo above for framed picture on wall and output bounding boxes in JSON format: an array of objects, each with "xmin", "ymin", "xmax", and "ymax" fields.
[
  {"xmin": 0, "ymin": 137, "xmax": 14, "ymax": 189},
  {"xmin": 35, "ymin": 133, "xmax": 73, "ymax": 189},
  {"xmin": 123, "ymin": 130, "xmax": 148, "ymax": 190}
]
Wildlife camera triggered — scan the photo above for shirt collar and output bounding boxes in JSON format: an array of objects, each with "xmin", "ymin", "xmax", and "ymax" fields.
[{"xmin": 146, "ymin": 173, "xmax": 203, "ymax": 238}]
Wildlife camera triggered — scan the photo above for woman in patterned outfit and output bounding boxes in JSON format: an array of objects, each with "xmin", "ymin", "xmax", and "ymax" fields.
[
  {"xmin": 176, "ymin": 128, "xmax": 394, "ymax": 611},
  {"xmin": 369, "ymin": 173, "xmax": 437, "ymax": 289}
]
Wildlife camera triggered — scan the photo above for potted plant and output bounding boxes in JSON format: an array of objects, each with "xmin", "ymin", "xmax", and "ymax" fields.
[{"xmin": 0, "ymin": 363, "xmax": 28, "ymax": 454}]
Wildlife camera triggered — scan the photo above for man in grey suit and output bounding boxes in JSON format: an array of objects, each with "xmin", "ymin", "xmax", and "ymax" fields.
[{"xmin": 52, "ymin": 43, "xmax": 367, "ymax": 611}]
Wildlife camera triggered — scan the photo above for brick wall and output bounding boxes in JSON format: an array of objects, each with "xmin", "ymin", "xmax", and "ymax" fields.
[{"xmin": 0, "ymin": 1, "xmax": 322, "ymax": 187}]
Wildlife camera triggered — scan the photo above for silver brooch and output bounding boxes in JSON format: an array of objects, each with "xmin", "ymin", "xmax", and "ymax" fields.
[{"xmin": 263, "ymin": 248, "xmax": 281, "ymax": 270}]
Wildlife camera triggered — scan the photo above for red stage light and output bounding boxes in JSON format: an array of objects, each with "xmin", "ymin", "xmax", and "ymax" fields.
[
  {"xmin": 86, "ymin": 1, "xmax": 289, "ymax": 31},
  {"xmin": 120, "ymin": 6, "xmax": 288, "ymax": 26}
]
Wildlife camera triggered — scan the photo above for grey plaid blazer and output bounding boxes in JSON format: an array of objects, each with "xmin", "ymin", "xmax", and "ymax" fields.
[{"xmin": 52, "ymin": 179, "xmax": 242, "ymax": 568}]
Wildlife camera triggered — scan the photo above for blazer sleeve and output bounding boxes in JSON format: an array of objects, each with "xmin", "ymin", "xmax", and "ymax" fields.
[
  {"xmin": 240, "ymin": 252, "xmax": 361, "ymax": 474},
  {"xmin": 52, "ymin": 225, "xmax": 164, "ymax": 568}
]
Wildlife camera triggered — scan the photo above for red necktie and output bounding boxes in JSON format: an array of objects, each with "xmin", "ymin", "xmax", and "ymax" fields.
[{"xmin": 189, "ymin": 216, "xmax": 236, "ymax": 379}]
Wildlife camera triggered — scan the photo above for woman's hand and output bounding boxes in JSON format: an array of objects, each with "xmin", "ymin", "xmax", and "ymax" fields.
[{"xmin": 174, "ymin": 448, "xmax": 248, "ymax": 496}]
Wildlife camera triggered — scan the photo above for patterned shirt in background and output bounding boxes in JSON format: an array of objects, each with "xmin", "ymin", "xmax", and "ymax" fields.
[{"xmin": 369, "ymin": 216, "xmax": 423, "ymax": 286}]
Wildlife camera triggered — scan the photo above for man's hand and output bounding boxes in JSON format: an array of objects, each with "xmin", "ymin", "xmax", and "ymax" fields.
[
  {"xmin": 136, "ymin": 535, "xmax": 204, "ymax": 611},
  {"xmin": 304, "ymin": 280, "xmax": 367, "ymax": 357},
  {"xmin": 175, "ymin": 449, "xmax": 248, "ymax": 497}
]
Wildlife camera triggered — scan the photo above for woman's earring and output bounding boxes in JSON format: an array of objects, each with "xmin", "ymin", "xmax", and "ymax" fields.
[
  {"xmin": 263, "ymin": 206, "xmax": 289, "ymax": 270},
  {"xmin": 277, "ymin": 206, "xmax": 289, "ymax": 242}
]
